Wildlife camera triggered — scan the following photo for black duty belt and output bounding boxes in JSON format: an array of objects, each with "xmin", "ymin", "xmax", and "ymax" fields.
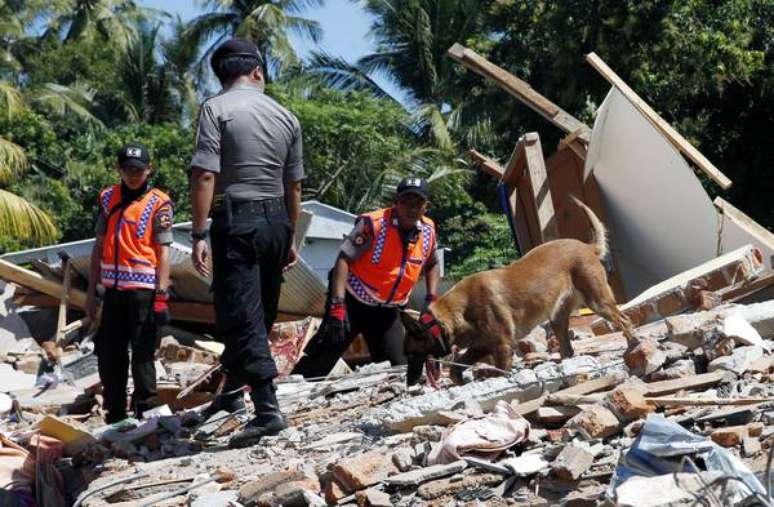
[{"xmin": 213, "ymin": 195, "xmax": 285, "ymax": 218}]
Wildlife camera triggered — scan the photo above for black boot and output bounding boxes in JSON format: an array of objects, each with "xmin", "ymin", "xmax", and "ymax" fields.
[
  {"xmin": 228, "ymin": 381, "xmax": 287, "ymax": 449},
  {"xmin": 195, "ymin": 377, "xmax": 246, "ymax": 424}
]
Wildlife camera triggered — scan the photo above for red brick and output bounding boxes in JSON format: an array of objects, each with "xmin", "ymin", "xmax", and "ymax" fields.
[
  {"xmin": 606, "ymin": 387, "xmax": 654, "ymax": 421},
  {"xmin": 332, "ymin": 450, "xmax": 399, "ymax": 491},
  {"xmin": 624, "ymin": 340, "xmax": 666, "ymax": 375},
  {"xmin": 324, "ymin": 479, "xmax": 347, "ymax": 504},
  {"xmin": 569, "ymin": 405, "xmax": 621, "ymax": 440}
]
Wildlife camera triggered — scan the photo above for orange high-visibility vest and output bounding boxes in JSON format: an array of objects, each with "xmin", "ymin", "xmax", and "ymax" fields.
[
  {"xmin": 99, "ymin": 184, "xmax": 171, "ymax": 290},
  {"xmin": 347, "ymin": 208, "xmax": 436, "ymax": 306}
]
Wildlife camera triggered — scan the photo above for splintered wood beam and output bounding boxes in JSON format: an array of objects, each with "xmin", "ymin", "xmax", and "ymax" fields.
[
  {"xmin": 523, "ymin": 133, "xmax": 559, "ymax": 241},
  {"xmin": 448, "ymin": 43, "xmax": 591, "ymax": 141},
  {"xmin": 0, "ymin": 258, "xmax": 86, "ymax": 309},
  {"xmin": 585, "ymin": 52, "xmax": 732, "ymax": 190},
  {"xmin": 468, "ymin": 149, "xmax": 504, "ymax": 179},
  {"xmin": 714, "ymin": 197, "xmax": 774, "ymax": 253}
]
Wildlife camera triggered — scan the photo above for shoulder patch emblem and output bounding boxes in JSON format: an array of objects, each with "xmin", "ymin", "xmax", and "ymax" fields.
[
  {"xmin": 157, "ymin": 210, "xmax": 172, "ymax": 230},
  {"xmin": 354, "ymin": 234, "xmax": 366, "ymax": 246}
]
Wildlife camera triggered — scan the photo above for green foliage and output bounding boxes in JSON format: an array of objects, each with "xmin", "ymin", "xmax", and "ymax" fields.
[
  {"xmin": 272, "ymin": 86, "xmax": 424, "ymax": 212},
  {"xmin": 1, "ymin": 0, "xmax": 772, "ymax": 281}
]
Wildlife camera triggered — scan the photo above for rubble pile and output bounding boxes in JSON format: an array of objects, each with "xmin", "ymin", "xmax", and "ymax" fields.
[{"xmin": 1, "ymin": 262, "xmax": 774, "ymax": 506}]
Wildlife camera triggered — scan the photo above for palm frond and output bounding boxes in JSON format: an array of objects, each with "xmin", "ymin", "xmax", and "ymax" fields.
[
  {"xmin": 305, "ymin": 51, "xmax": 394, "ymax": 99},
  {"xmin": 0, "ymin": 137, "xmax": 28, "ymax": 185},
  {"xmin": 0, "ymin": 81, "xmax": 25, "ymax": 121},
  {"xmin": 413, "ymin": 102, "xmax": 454, "ymax": 150},
  {"xmin": 0, "ymin": 188, "xmax": 58, "ymax": 244},
  {"xmin": 30, "ymin": 82, "xmax": 104, "ymax": 129}
]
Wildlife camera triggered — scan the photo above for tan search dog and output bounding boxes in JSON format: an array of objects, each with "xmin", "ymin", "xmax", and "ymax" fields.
[{"xmin": 401, "ymin": 196, "xmax": 637, "ymax": 386}]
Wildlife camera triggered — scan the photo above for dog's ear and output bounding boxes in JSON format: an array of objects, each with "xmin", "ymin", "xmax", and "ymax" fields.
[{"xmin": 399, "ymin": 310, "xmax": 423, "ymax": 335}]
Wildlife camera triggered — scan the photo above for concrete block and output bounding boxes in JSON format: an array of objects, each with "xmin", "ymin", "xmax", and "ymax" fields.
[
  {"xmin": 551, "ymin": 445, "xmax": 594, "ymax": 480},
  {"xmin": 708, "ymin": 345, "xmax": 764, "ymax": 375},
  {"xmin": 743, "ymin": 437, "xmax": 761, "ymax": 457}
]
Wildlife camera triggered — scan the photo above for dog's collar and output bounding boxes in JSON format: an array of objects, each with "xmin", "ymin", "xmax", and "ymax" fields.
[{"xmin": 419, "ymin": 310, "xmax": 450, "ymax": 356}]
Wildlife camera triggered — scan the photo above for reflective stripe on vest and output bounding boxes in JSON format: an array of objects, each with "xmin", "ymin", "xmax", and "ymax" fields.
[
  {"xmin": 99, "ymin": 184, "xmax": 171, "ymax": 290},
  {"xmin": 347, "ymin": 208, "xmax": 435, "ymax": 306}
]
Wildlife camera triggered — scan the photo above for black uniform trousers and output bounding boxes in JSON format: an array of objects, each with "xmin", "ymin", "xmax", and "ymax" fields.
[
  {"xmin": 292, "ymin": 291, "xmax": 407, "ymax": 378},
  {"xmin": 210, "ymin": 197, "xmax": 291, "ymax": 387},
  {"xmin": 95, "ymin": 288, "xmax": 158, "ymax": 418}
]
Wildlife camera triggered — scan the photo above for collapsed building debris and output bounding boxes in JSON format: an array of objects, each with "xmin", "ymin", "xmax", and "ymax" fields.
[{"xmin": 2, "ymin": 46, "xmax": 774, "ymax": 507}]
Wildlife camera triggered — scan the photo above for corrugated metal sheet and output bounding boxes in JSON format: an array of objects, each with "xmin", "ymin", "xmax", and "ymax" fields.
[{"xmin": 1, "ymin": 200, "xmax": 449, "ymax": 316}]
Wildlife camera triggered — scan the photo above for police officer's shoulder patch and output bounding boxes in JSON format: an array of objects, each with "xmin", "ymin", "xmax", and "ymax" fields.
[
  {"xmin": 354, "ymin": 234, "xmax": 366, "ymax": 246},
  {"xmin": 157, "ymin": 207, "xmax": 172, "ymax": 230}
]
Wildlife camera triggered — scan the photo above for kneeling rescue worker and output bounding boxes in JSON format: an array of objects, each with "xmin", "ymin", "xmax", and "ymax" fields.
[{"xmin": 292, "ymin": 176, "xmax": 441, "ymax": 378}]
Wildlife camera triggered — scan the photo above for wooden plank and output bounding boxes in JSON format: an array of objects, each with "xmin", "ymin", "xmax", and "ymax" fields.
[
  {"xmin": 645, "ymin": 396, "xmax": 774, "ymax": 407},
  {"xmin": 714, "ymin": 197, "xmax": 774, "ymax": 252},
  {"xmin": 546, "ymin": 147, "xmax": 588, "ymax": 242},
  {"xmin": 515, "ymin": 375, "xmax": 624, "ymax": 416},
  {"xmin": 585, "ymin": 52, "xmax": 732, "ymax": 190},
  {"xmin": 448, "ymin": 43, "xmax": 590, "ymax": 140},
  {"xmin": 502, "ymin": 139, "xmax": 536, "ymax": 253},
  {"xmin": 468, "ymin": 149, "xmax": 504, "ymax": 179},
  {"xmin": 695, "ymin": 404, "xmax": 764, "ymax": 423},
  {"xmin": 55, "ymin": 259, "xmax": 73, "ymax": 344},
  {"xmin": 0, "ymin": 258, "xmax": 86, "ymax": 309},
  {"xmin": 717, "ymin": 270, "xmax": 774, "ymax": 303},
  {"xmin": 523, "ymin": 133, "xmax": 559, "ymax": 242},
  {"xmin": 502, "ymin": 138, "xmax": 527, "ymax": 186},
  {"xmin": 642, "ymin": 371, "xmax": 726, "ymax": 397}
]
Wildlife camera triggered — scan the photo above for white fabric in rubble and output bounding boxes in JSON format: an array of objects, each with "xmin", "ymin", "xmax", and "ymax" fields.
[{"xmin": 427, "ymin": 400, "xmax": 530, "ymax": 465}]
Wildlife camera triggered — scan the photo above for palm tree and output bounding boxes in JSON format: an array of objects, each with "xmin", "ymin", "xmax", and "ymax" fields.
[
  {"xmin": 185, "ymin": 0, "xmax": 324, "ymax": 80},
  {"xmin": 309, "ymin": 0, "xmax": 493, "ymax": 150},
  {"xmin": 0, "ymin": 82, "xmax": 58, "ymax": 245},
  {"xmin": 163, "ymin": 15, "xmax": 202, "ymax": 125},
  {"xmin": 42, "ymin": 0, "xmax": 164, "ymax": 49},
  {"xmin": 116, "ymin": 23, "xmax": 179, "ymax": 124}
]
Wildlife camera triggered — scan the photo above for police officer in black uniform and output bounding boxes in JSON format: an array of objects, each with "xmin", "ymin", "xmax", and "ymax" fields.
[{"xmin": 190, "ymin": 38, "xmax": 303, "ymax": 448}]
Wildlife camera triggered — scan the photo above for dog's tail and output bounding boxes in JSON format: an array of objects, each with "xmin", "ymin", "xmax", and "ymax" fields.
[{"xmin": 569, "ymin": 195, "xmax": 609, "ymax": 260}]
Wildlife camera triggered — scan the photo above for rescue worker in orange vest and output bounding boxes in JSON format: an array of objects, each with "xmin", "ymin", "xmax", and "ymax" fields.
[
  {"xmin": 86, "ymin": 142, "xmax": 173, "ymax": 423},
  {"xmin": 292, "ymin": 176, "xmax": 440, "ymax": 378}
]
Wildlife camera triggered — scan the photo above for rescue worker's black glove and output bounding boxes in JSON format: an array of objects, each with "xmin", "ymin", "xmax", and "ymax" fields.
[{"xmin": 320, "ymin": 297, "xmax": 346, "ymax": 345}]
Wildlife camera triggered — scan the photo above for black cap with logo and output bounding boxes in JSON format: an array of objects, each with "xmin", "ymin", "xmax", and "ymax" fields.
[
  {"xmin": 117, "ymin": 142, "xmax": 151, "ymax": 169},
  {"xmin": 211, "ymin": 38, "xmax": 264, "ymax": 74},
  {"xmin": 396, "ymin": 176, "xmax": 430, "ymax": 200}
]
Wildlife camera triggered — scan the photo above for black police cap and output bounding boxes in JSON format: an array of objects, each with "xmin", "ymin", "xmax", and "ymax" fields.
[
  {"xmin": 117, "ymin": 142, "xmax": 151, "ymax": 169},
  {"xmin": 396, "ymin": 176, "xmax": 430, "ymax": 200},
  {"xmin": 211, "ymin": 38, "xmax": 264, "ymax": 74}
]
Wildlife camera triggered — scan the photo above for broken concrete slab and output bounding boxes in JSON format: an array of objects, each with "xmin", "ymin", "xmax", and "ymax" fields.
[
  {"xmin": 742, "ymin": 436, "xmax": 761, "ymax": 457},
  {"xmin": 0, "ymin": 362, "xmax": 36, "ymax": 391},
  {"xmin": 615, "ymin": 471, "xmax": 728, "ymax": 507},
  {"xmin": 708, "ymin": 345, "xmax": 764, "ymax": 375},
  {"xmin": 501, "ymin": 453, "xmax": 549, "ymax": 477},
  {"xmin": 416, "ymin": 472, "xmax": 502, "ymax": 500},
  {"xmin": 385, "ymin": 460, "xmax": 467, "ymax": 487},
  {"xmin": 361, "ymin": 377, "xmax": 542, "ymax": 433}
]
